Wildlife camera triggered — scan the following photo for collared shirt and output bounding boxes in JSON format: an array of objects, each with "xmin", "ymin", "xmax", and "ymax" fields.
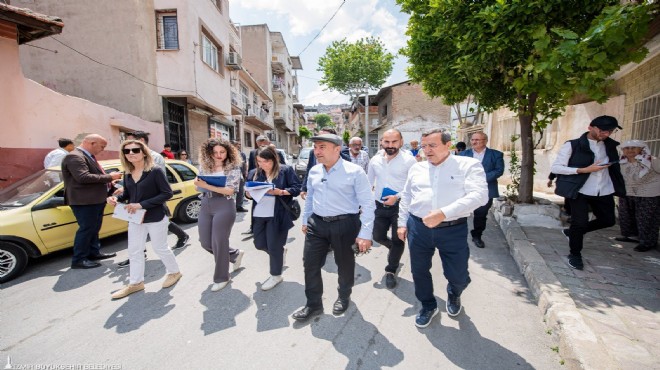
[
  {"xmin": 349, "ymin": 150, "xmax": 370, "ymax": 173},
  {"xmin": 303, "ymin": 158, "xmax": 375, "ymax": 240},
  {"xmin": 368, "ymin": 150, "xmax": 417, "ymax": 203},
  {"xmin": 472, "ymin": 149, "xmax": 486, "ymax": 162},
  {"xmin": 551, "ymin": 140, "xmax": 615, "ymax": 196},
  {"xmin": 44, "ymin": 148, "xmax": 68, "ymax": 168},
  {"xmin": 150, "ymin": 149, "xmax": 166, "ymax": 169},
  {"xmin": 398, "ymin": 156, "xmax": 489, "ymax": 225}
]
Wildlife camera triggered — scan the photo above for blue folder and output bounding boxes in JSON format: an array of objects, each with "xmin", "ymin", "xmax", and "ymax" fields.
[
  {"xmin": 198, "ymin": 175, "xmax": 227, "ymax": 187},
  {"xmin": 381, "ymin": 187, "xmax": 398, "ymax": 200}
]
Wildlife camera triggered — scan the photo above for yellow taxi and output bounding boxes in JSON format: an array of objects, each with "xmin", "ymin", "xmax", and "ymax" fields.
[{"xmin": 0, "ymin": 159, "xmax": 200, "ymax": 283}]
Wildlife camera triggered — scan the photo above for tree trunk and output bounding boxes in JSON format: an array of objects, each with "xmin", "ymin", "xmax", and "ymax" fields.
[{"xmin": 517, "ymin": 93, "xmax": 537, "ymax": 204}]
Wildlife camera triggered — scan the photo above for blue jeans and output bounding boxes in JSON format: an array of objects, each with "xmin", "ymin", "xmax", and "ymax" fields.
[
  {"xmin": 70, "ymin": 203, "xmax": 106, "ymax": 264},
  {"xmin": 408, "ymin": 215, "xmax": 471, "ymax": 310}
]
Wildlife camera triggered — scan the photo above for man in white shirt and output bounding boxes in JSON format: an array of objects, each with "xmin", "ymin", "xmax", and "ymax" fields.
[
  {"xmin": 551, "ymin": 116, "xmax": 625, "ymax": 270},
  {"xmin": 397, "ymin": 128, "xmax": 488, "ymax": 328},
  {"xmin": 348, "ymin": 137, "xmax": 370, "ymax": 173},
  {"xmin": 44, "ymin": 138, "xmax": 74, "ymax": 168},
  {"xmin": 367, "ymin": 129, "xmax": 417, "ymax": 289}
]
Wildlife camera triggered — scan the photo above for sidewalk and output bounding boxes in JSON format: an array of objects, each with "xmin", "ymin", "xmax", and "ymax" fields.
[{"xmin": 494, "ymin": 206, "xmax": 659, "ymax": 369}]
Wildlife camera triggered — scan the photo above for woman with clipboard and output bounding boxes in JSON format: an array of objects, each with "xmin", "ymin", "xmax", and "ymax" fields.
[
  {"xmin": 247, "ymin": 147, "xmax": 301, "ymax": 291},
  {"xmin": 107, "ymin": 140, "xmax": 182, "ymax": 299},
  {"xmin": 194, "ymin": 139, "xmax": 244, "ymax": 292}
]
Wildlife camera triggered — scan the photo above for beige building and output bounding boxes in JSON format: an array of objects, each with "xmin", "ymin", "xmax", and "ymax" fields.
[{"xmin": 239, "ymin": 24, "xmax": 302, "ymax": 154}]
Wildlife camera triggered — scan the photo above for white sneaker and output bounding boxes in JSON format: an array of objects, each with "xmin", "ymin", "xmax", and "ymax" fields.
[
  {"xmin": 261, "ymin": 275, "xmax": 283, "ymax": 291},
  {"xmin": 211, "ymin": 281, "xmax": 229, "ymax": 292},
  {"xmin": 233, "ymin": 250, "xmax": 244, "ymax": 272},
  {"xmin": 283, "ymin": 247, "xmax": 288, "ymax": 266}
]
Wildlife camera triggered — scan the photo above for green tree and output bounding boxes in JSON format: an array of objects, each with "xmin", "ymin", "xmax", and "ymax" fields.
[
  {"xmin": 298, "ymin": 125, "xmax": 312, "ymax": 139},
  {"xmin": 342, "ymin": 130, "xmax": 351, "ymax": 146},
  {"xmin": 314, "ymin": 114, "xmax": 332, "ymax": 130},
  {"xmin": 398, "ymin": 0, "xmax": 653, "ymax": 203}
]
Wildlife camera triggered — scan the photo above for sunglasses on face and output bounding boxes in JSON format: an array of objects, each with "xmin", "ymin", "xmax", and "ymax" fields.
[{"xmin": 122, "ymin": 148, "xmax": 142, "ymax": 154}]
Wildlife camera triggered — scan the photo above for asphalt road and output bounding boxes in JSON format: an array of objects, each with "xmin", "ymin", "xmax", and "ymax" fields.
[{"xmin": 1, "ymin": 202, "xmax": 561, "ymax": 369}]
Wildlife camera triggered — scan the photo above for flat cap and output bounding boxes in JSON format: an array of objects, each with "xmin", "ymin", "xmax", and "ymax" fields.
[
  {"xmin": 590, "ymin": 115, "xmax": 622, "ymax": 130},
  {"xmin": 311, "ymin": 134, "xmax": 342, "ymax": 146}
]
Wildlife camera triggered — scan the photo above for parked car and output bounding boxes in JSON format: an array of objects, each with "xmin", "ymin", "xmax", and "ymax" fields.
[
  {"xmin": 0, "ymin": 159, "xmax": 200, "ymax": 283},
  {"xmin": 294, "ymin": 147, "xmax": 313, "ymax": 180}
]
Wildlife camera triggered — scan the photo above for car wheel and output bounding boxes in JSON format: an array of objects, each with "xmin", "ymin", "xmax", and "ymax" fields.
[
  {"xmin": 177, "ymin": 197, "xmax": 201, "ymax": 223},
  {"xmin": 0, "ymin": 241, "xmax": 29, "ymax": 283}
]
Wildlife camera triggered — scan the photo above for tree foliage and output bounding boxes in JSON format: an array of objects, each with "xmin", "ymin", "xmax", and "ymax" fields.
[
  {"xmin": 298, "ymin": 125, "xmax": 312, "ymax": 139},
  {"xmin": 318, "ymin": 37, "xmax": 395, "ymax": 99},
  {"xmin": 342, "ymin": 130, "xmax": 351, "ymax": 145},
  {"xmin": 398, "ymin": 0, "xmax": 653, "ymax": 203},
  {"xmin": 314, "ymin": 114, "xmax": 332, "ymax": 130}
]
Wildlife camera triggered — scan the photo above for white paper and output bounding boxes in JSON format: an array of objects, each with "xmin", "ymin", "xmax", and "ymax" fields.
[
  {"xmin": 112, "ymin": 204, "xmax": 147, "ymax": 224},
  {"xmin": 245, "ymin": 184, "xmax": 274, "ymax": 203}
]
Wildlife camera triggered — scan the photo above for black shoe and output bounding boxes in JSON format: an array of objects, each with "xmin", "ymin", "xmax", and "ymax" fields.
[
  {"xmin": 471, "ymin": 236, "xmax": 485, "ymax": 248},
  {"xmin": 415, "ymin": 307, "xmax": 438, "ymax": 328},
  {"xmin": 634, "ymin": 243, "xmax": 656, "ymax": 252},
  {"xmin": 117, "ymin": 259, "xmax": 130, "ymax": 268},
  {"xmin": 241, "ymin": 228, "xmax": 253, "ymax": 235},
  {"xmin": 615, "ymin": 236, "xmax": 639, "ymax": 243},
  {"xmin": 332, "ymin": 298, "xmax": 350, "ymax": 315},
  {"xmin": 292, "ymin": 306, "xmax": 323, "ymax": 321},
  {"xmin": 172, "ymin": 234, "xmax": 190, "ymax": 250},
  {"xmin": 446, "ymin": 293, "xmax": 462, "ymax": 317},
  {"xmin": 562, "ymin": 229, "xmax": 570, "ymax": 241},
  {"xmin": 567, "ymin": 254, "xmax": 584, "ymax": 270},
  {"xmin": 236, "ymin": 206, "xmax": 249, "ymax": 212},
  {"xmin": 385, "ymin": 272, "xmax": 397, "ymax": 289},
  {"xmin": 71, "ymin": 259, "xmax": 102, "ymax": 269},
  {"xmin": 88, "ymin": 252, "xmax": 117, "ymax": 261}
]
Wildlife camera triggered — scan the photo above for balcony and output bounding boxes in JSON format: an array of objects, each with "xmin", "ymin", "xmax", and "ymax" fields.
[
  {"xmin": 230, "ymin": 91, "xmax": 242, "ymax": 115},
  {"xmin": 244, "ymin": 104, "xmax": 274, "ymax": 130},
  {"xmin": 271, "ymin": 53, "xmax": 286, "ymax": 74},
  {"xmin": 272, "ymin": 79, "xmax": 285, "ymax": 98}
]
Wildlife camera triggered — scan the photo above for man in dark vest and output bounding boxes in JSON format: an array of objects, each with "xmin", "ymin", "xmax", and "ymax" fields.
[{"xmin": 551, "ymin": 115, "xmax": 625, "ymax": 270}]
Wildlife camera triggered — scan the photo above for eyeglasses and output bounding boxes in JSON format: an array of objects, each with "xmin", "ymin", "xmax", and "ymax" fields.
[{"xmin": 122, "ymin": 148, "xmax": 142, "ymax": 154}]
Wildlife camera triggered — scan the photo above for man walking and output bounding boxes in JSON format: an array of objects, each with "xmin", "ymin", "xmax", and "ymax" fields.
[
  {"xmin": 348, "ymin": 137, "xmax": 370, "ymax": 173},
  {"xmin": 459, "ymin": 132, "xmax": 504, "ymax": 248},
  {"xmin": 292, "ymin": 134, "xmax": 375, "ymax": 321},
  {"xmin": 44, "ymin": 138, "xmax": 75, "ymax": 168},
  {"xmin": 62, "ymin": 134, "xmax": 122, "ymax": 269},
  {"xmin": 299, "ymin": 127, "xmax": 350, "ymax": 200},
  {"xmin": 367, "ymin": 129, "xmax": 416, "ymax": 289},
  {"xmin": 551, "ymin": 115, "xmax": 625, "ymax": 270},
  {"xmin": 232, "ymin": 140, "xmax": 248, "ymax": 212},
  {"xmin": 398, "ymin": 128, "xmax": 488, "ymax": 328}
]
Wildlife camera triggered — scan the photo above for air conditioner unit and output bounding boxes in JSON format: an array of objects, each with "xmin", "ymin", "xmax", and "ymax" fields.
[{"xmin": 227, "ymin": 52, "xmax": 242, "ymax": 70}]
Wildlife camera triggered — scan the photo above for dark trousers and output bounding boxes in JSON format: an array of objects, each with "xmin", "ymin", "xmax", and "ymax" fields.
[
  {"xmin": 168, "ymin": 221, "xmax": 187, "ymax": 239},
  {"xmin": 303, "ymin": 214, "xmax": 360, "ymax": 308},
  {"xmin": 70, "ymin": 203, "xmax": 106, "ymax": 264},
  {"xmin": 236, "ymin": 176, "xmax": 246, "ymax": 208},
  {"xmin": 567, "ymin": 193, "xmax": 616, "ymax": 256},
  {"xmin": 373, "ymin": 202, "xmax": 405, "ymax": 273},
  {"xmin": 471, "ymin": 198, "xmax": 493, "ymax": 238},
  {"xmin": 253, "ymin": 217, "xmax": 288, "ymax": 275},
  {"xmin": 408, "ymin": 215, "xmax": 471, "ymax": 311},
  {"xmin": 618, "ymin": 195, "xmax": 660, "ymax": 247}
]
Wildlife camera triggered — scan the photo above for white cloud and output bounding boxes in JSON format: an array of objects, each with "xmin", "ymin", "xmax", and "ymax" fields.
[{"xmin": 300, "ymin": 85, "xmax": 349, "ymax": 106}]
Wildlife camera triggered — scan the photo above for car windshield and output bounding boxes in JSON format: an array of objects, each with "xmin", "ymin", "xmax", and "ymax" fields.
[
  {"xmin": 0, "ymin": 170, "xmax": 62, "ymax": 207},
  {"xmin": 299, "ymin": 148, "xmax": 312, "ymax": 160}
]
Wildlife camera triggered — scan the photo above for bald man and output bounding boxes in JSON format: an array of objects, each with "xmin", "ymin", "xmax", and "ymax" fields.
[{"xmin": 62, "ymin": 134, "xmax": 122, "ymax": 269}]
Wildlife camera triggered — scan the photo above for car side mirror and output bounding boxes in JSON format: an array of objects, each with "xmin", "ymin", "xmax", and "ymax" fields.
[{"xmin": 32, "ymin": 196, "xmax": 65, "ymax": 211}]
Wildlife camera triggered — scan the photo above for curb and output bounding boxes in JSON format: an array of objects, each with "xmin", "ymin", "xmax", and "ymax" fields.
[{"xmin": 492, "ymin": 210, "xmax": 618, "ymax": 370}]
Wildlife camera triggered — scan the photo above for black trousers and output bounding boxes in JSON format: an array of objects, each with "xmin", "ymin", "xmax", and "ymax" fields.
[
  {"xmin": 236, "ymin": 175, "xmax": 246, "ymax": 208},
  {"xmin": 373, "ymin": 202, "xmax": 405, "ymax": 273},
  {"xmin": 303, "ymin": 214, "xmax": 360, "ymax": 308},
  {"xmin": 471, "ymin": 198, "xmax": 493, "ymax": 238},
  {"xmin": 168, "ymin": 221, "xmax": 187, "ymax": 239},
  {"xmin": 253, "ymin": 217, "xmax": 288, "ymax": 276},
  {"xmin": 567, "ymin": 193, "xmax": 616, "ymax": 256}
]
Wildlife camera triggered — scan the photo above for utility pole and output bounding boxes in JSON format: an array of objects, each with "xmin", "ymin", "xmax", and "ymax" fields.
[{"xmin": 364, "ymin": 91, "xmax": 369, "ymax": 154}]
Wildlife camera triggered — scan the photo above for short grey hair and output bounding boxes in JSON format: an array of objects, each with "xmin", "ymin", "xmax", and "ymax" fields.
[
  {"xmin": 349, "ymin": 137, "xmax": 363, "ymax": 145},
  {"xmin": 421, "ymin": 128, "xmax": 452, "ymax": 144}
]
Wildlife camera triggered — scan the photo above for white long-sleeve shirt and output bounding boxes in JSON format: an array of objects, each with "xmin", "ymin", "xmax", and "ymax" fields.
[
  {"xmin": 367, "ymin": 150, "xmax": 417, "ymax": 203},
  {"xmin": 551, "ymin": 140, "xmax": 614, "ymax": 196},
  {"xmin": 398, "ymin": 155, "xmax": 489, "ymax": 226},
  {"xmin": 44, "ymin": 148, "xmax": 68, "ymax": 168}
]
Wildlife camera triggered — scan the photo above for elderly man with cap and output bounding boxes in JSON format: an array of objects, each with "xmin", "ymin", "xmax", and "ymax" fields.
[
  {"xmin": 292, "ymin": 133, "xmax": 375, "ymax": 321},
  {"xmin": 551, "ymin": 115, "xmax": 626, "ymax": 270},
  {"xmin": 615, "ymin": 139, "xmax": 660, "ymax": 252}
]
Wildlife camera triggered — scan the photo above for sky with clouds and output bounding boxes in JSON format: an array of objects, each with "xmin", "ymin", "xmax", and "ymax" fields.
[{"xmin": 229, "ymin": 0, "xmax": 411, "ymax": 106}]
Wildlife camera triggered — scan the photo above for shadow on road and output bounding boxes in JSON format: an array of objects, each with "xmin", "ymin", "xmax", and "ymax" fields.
[
  {"xmin": 199, "ymin": 286, "xmax": 250, "ymax": 335},
  {"xmin": 253, "ymin": 281, "xmax": 305, "ymax": 332},
  {"xmin": 104, "ymin": 291, "xmax": 176, "ymax": 333}
]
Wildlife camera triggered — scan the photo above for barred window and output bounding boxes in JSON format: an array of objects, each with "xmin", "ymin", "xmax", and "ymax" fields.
[
  {"xmin": 156, "ymin": 11, "xmax": 178, "ymax": 50},
  {"xmin": 632, "ymin": 93, "xmax": 660, "ymax": 157}
]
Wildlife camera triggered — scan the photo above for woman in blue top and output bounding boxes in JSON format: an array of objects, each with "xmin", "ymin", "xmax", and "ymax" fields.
[
  {"xmin": 247, "ymin": 147, "xmax": 301, "ymax": 290},
  {"xmin": 107, "ymin": 140, "xmax": 182, "ymax": 299}
]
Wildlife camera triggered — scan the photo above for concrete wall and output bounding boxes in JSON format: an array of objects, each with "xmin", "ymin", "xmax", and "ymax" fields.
[
  {"xmin": 240, "ymin": 25, "xmax": 270, "ymax": 95},
  {"xmin": 187, "ymin": 111, "xmax": 209, "ymax": 164},
  {"xmin": 17, "ymin": 0, "xmax": 162, "ymax": 122},
  {"xmin": 0, "ymin": 35, "xmax": 161, "ymax": 188}
]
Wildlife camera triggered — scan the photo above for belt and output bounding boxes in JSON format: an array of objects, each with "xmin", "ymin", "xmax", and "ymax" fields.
[
  {"xmin": 410, "ymin": 215, "xmax": 467, "ymax": 228},
  {"xmin": 313, "ymin": 213, "xmax": 358, "ymax": 222},
  {"xmin": 376, "ymin": 200, "xmax": 399, "ymax": 208}
]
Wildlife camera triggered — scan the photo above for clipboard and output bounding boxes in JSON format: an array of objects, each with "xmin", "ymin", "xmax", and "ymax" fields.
[
  {"xmin": 112, "ymin": 204, "xmax": 147, "ymax": 224},
  {"xmin": 198, "ymin": 175, "xmax": 227, "ymax": 187}
]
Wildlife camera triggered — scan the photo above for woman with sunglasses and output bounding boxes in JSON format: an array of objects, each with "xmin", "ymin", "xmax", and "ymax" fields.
[
  {"xmin": 194, "ymin": 138, "xmax": 244, "ymax": 291},
  {"xmin": 247, "ymin": 146, "xmax": 301, "ymax": 290},
  {"xmin": 177, "ymin": 150, "xmax": 192, "ymax": 164},
  {"xmin": 107, "ymin": 140, "xmax": 182, "ymax": 299}
]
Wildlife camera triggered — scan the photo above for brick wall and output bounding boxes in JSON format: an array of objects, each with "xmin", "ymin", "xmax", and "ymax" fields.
[
  {"xmin": 391, "ymin": 83, "xmax": 451, "ymax": 126},
  {"xmin": 188, "ymin": 111, "xmax": 209, "ymax": 164},
  {"xmin": 0, "ymin": 20, "xmax": 16, "ymax": 41}
]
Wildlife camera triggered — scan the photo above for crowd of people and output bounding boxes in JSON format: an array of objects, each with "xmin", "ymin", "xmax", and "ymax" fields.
[{"xmin": 54, "ymin": 116, "xmax": 658, "ymax": 328}]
